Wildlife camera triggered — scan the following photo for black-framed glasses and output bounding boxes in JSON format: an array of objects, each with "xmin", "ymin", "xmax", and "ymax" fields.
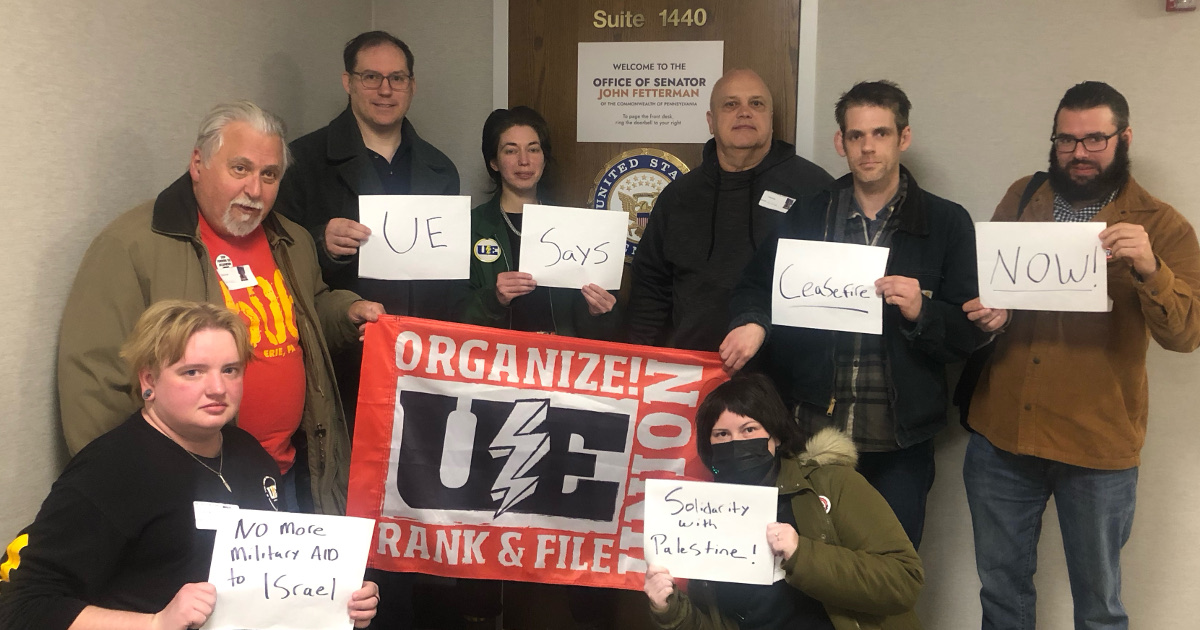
[
  {"xmin": 351, "ymin": 71, "xmax": 412, "ymax": 91},
  {"xmin": 1051, "ymin": 130, "xmax": 1121, "ymax": 153}
]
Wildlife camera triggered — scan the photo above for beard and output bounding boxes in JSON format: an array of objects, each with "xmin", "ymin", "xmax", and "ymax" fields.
[
  {"xmin": 1048, "ymin": 137, "xmax": 1131, "ymax": 204},
  {"xmin": 219, "ymin": 195, "xmax": 266, "ymax": 237}
]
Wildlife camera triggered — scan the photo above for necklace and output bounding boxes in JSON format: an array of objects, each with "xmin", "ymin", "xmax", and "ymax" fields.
[
  {"xmin": 500, "ymin": 207, "xmax": 521, "ymax": 237},
  {"xmin": 184, "ymin": 437, "xmax": 231, "ymax": 493}
]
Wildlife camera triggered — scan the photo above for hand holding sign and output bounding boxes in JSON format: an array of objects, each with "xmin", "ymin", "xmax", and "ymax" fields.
[
  {"xmin": 644, "ymin": 479, "xmax": 781, "ymax": 586},
  {"xmin": 203, "ymin": 509, "xmax": 374, "ymax": 630},
  {"xmin": 518, "ymin": 204, "xmax": 626, "ymax": 289},
  {"xmin": 976, "ymin": 222, "xmax": 1107, "ymax": 312},
  {"xmin": 772, "ymin": 239, "xmax": 890, "ymax": 334},
  {"xmin": 358, "ymin": 195, "xmax": 471, "ymax": 281}
]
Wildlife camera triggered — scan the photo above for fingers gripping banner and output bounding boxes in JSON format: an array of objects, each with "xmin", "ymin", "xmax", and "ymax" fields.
[{"xmin": 347, "ymin": 316, "xmax": 727, "ymax": 590}]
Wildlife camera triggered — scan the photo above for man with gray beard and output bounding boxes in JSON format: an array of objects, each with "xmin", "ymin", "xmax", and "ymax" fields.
[{"xmin": 57, "ymin": 101, "xmax": 384, "ymax": 516}]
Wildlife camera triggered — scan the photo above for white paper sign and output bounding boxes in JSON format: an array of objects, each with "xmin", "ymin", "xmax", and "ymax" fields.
[
  {"xmin": 577, "ymin": 41, "xmax": 724, "ymax": 143},
  {"xmin": 358, "ymin": 195, "xmax": 471, "ymax": 280},
  {"xmin": 771, "ymin": 239, "xmax": 890, "ymax": 334},
  {"xmin": 976, "ymin": 222, "xmax": 1108, "ymax": 312},
  {"xmin": 517, "ymin": 204, "xmax": 626, "ymax": 290},
  {"xmin": 203, "ymin": 509, "xmax": 374, "ymax": 630},
  {"xmin": 644, "ymin": 479, "xmax": 781, "ymax": 586}
]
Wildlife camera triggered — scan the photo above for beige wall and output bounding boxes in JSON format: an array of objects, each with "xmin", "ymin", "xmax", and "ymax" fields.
[
  {"xmin": 375, "ymin": 1, "xmax": 497, "ymax": 204},
  {"xmin": 4, "ymin": 1, "xmax": 1199, "ymax": 628},
  {"xmin": 813, "ymin": 1, "xmax": 1200, "ymax": 628},
  {"xmin": 0, "ymin": 0, "xmax": 370, "ymax": 540}
]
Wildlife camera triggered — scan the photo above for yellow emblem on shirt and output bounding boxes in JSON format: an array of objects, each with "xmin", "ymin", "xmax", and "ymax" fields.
[{"xmin": 1, "ymin": 534, "xmax": 28, "ymax": 582}]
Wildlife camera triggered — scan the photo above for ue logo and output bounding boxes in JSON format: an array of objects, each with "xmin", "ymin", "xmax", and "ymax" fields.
[{"xmin": 392, "ymin": 390, "xmax": 631, "ymax": 523}]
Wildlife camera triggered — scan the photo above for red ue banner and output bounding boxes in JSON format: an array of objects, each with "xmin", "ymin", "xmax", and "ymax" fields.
[{"xmin": 347, "ymin": 316, "xmax": 727, "ymax": 590}]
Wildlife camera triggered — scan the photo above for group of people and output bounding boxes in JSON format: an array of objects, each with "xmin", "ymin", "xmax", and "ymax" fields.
[{"xmin": 0, "ymin": 25, "xmax": 1195, "ymax": 630}]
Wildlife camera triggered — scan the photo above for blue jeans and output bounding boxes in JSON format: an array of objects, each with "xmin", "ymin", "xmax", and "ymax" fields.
[
  {"xmin": 963, "ymin": 433, "xmax": 1137, "ymax": 630},
  {"xmin": 857, "ymin": 438, "xmax": 935, "ymax": 550}
]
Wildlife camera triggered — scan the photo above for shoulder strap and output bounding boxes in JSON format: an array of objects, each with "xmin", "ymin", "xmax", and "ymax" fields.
[{"xmin": 1017, "ymin": 171, "xmax": 1048, "ymax": 219}]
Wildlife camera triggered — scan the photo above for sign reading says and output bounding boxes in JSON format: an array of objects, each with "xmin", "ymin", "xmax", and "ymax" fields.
[
  {"xmin": 347, "ymin": 316, "xmax": 728, "ymax": 590},
  {"xmin": 644, "ymin": 479, "xmax": 781, "ymax": 585},
  {"xmin": 977, "ymin": 222, "xmax": 1108, "ymax": 312},
  {"xmin": 204, "ymin": 509, "xmax": 373, "ymax": 630},
  {"xmin": 772, "ymin": 239, "xmax": 890, "ymax": 334},
  {"xmin": 518, "ymin": 204, "xmax": 627, "ymax": 290},
  {"xmin": 358, "ymin": 195, "xmax": 471, "ymax": 280}
]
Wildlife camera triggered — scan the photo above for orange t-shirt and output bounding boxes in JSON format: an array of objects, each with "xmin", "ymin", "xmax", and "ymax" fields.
[{"xmin": 198, "ymin": 214, "xmax": 306, "ymax": 473}]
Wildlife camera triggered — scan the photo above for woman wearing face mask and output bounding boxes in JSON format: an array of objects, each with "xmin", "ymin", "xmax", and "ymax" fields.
[
  {"xmin": 644, "ymin": 373, "xmax": 924, "ymax": 630},
  {"xmin": 0, "ymin": 301, "xmax": 379, "ymax": 630},
  {"xmin": 457, "ymin": 106, "xmax": 618, "ymax": 338}
]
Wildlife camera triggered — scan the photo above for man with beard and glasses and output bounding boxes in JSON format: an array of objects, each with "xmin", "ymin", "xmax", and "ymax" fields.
[
  {"xmin": 58, "ymin": 101, "xmax": 384, "ymax": 517},
  {"xmin": 961, "ymin": 81, "xmax": 1200, "ymax": 630}
]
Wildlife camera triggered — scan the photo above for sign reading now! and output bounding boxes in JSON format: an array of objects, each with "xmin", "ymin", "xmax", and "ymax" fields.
[{"xmin": 976, "ymin": 222, "xmax": 1108, "ymax": 312}]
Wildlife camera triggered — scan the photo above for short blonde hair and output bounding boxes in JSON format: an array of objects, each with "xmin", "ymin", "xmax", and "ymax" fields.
[{"xmin": 119, "ymin": 300, "xmax": 252, "ymax": 399}]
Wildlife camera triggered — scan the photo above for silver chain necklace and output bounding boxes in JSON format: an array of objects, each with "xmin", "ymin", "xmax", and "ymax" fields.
[
  {"xmin": 500, "ymin": 207, "xmax": 521, "ymax": 237},
  {"xmin": 183, "ymin": 437, "xmax": 231, "ymax": 492}
]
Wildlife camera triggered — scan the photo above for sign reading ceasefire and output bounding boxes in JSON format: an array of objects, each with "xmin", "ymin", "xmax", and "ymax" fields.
[{"xmin": 347, "ymin": 316, "xmax": 728, "ymax": 590}]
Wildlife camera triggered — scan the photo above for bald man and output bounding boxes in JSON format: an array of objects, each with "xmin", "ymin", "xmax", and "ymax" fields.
[{"xmin": 628, "ymin": 69, "xmax": 832, "ymax": 350}]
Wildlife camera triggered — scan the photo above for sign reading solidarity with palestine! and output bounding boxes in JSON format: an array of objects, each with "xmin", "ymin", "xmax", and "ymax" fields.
[{"xmin": 346, "ymin": 316, "xmax": 727, "ymax": 589}]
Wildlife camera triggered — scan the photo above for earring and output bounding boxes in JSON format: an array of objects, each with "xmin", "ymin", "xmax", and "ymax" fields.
[{"xmin": 142, "ymin": 388, "xmax": 153, "ymax": 400}]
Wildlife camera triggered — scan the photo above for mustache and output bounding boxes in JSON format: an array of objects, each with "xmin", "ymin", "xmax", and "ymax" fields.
[{"xmin": 230, "ymin": 195, "xmax": 264, "ymax": 210}]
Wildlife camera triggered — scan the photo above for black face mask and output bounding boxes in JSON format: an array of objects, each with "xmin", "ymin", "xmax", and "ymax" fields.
[{"xmin": 710, "ymin": 437, "xmax": 776, "ymax": 485}]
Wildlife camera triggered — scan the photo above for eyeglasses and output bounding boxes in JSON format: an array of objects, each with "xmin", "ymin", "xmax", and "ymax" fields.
[
  {"xmin": 1051, "ymin": 130, "xmax": 1121, "ymax": 153},
  {"xmin": 351, "ymin": 71, "xmax": 412, "ymax": 91}
]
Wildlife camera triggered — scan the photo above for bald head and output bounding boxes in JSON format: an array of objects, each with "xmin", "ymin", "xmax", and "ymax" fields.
[
  {"xmin": 709, "ymin": 68, "xmax": 773, "ymax": 113},
  {"xmin": 706, "ymin": 69, "xmax": 774, "ymax": 171}
]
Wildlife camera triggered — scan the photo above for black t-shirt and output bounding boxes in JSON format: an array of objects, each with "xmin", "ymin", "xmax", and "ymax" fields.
[
  {"xmin": 0, "ymin": 415, "xmax": 280, "ymax": 630},
  {"xmin": 503, "ymin": 212, "xmax": 555, "ymax": 334}
]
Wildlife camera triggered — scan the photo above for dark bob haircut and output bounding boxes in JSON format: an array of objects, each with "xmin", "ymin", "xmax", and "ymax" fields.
[
  {"xmin": 834, "ymin": 80, "xmax": 911, "ymax": 133},
  {"xmin": 481, "ymin": 106, "xmax": 554, "ymax": 191},
  {"xmin": 693, "ymin": 372, "xmax": 804, "ymax": 468},
  {"xmin": 343, "ymin": 31, "xmax": 415, "ymax": 76}
]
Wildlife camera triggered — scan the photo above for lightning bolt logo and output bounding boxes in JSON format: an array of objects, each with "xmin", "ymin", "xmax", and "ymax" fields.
[{"xmin": 488, "ymin": 398, "xmax": 551, "ymax": 518}]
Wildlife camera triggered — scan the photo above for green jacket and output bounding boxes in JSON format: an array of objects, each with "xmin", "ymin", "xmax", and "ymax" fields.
[
  {"xmin": 57, "ymin": 174, "xmax": 361, "ymax": 515},
  {"xmin": 457, "ymin": 195, "xmax": 619, "ymax": 339},
  {"xmin": 651, "ymin": 429, "xmax": 924, "ymax": 630}
]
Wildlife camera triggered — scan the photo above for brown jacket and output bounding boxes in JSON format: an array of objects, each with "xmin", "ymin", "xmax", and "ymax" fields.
[
  {"xmin": 57, "ymin": 175, "xmax": 361, "ymax": 514},
  {"xmin": 970, "ymin": 176, "xmax": 1200, "ymax": 469}
]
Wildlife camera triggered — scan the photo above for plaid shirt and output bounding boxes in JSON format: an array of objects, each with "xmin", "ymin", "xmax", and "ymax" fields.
[
  {"xmin": 1053, "ymin": 188, "xmax": 1118, "ymax": 223},
  {"xmin": 796, "ymin": 177, "xmax": 907, "ymax": 452}
]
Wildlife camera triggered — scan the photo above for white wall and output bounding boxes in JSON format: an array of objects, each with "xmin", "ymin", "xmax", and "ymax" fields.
[
  {"xmin": 374, "ymin": 0, "xmax": 497, "ymax": 204},
  {"xmin": 0, "ymin": 0, "xmax": 370, "ymax": 541},
  {"xmin": 813, "ymin": 2, "xmax": 1200, "ymax": 628}
]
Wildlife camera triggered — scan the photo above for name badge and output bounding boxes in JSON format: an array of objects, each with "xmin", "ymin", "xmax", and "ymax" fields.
[
  {"xmin": 759, "ymin": 190, "xmax": 796, "ymax": 213},
  {"xmin": 194, "ymin": 501, "xmax": 238, "ymax": 530},
  {"xmin": 214, "ymin": 254, "xmax": 258, "ymax": 290}
]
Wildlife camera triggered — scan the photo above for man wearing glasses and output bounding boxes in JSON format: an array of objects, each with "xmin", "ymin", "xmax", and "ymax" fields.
[
  {"xmin": 278, "ymin": 30, "xmax": 460, "ymax": 319},
  {"xmin": 962, "ymin": 81, "xmax": 1200, "ymax": 629},
  {"xmin": 276, "ymin": 32, "xmax": 460, "ymax": 629}
]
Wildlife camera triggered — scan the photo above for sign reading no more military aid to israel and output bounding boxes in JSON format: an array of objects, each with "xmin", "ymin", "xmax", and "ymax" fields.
[
  {"xmin": 577, "ymin": 41, "xmax": 724, "ymax": 143},
  {"xmin": 346, "ymin": 316, "xmax": 728, "ymax": 590}
]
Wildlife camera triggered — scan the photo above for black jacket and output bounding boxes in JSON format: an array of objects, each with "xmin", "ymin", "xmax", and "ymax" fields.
[
  {"xmin": 730, "ymin": 167, "xmax": 982, "ymax": 447},
  {"xmin": 277, "ymin": 107, "xmax": 460, "ymax": 319},
  {"xmin": 628, "ymin": 139, "xmax": 833, "ymax": 350}
]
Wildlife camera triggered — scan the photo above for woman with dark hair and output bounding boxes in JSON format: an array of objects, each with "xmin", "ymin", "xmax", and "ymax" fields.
[
  {"xmin": 457, "ymin": 106, "xmax": 617, "ymax": 337},
  {"xmin": 0, "ymin": 301, "xmax": 379, "ymax": 630},
  {"xmin": 644, "ymin": 373, "xmax": 924, "ymax": 630}
]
